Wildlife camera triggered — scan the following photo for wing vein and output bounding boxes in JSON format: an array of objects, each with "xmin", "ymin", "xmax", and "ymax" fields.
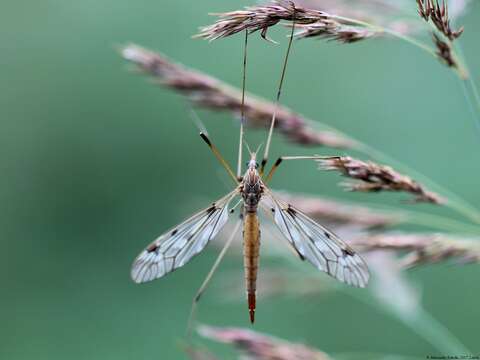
[
  {"xmin": 131, "ymin": 191, "xmax": 237, "ymax": 283},
  {"xmin": 263, "ymin": 190, "xmax": 369, "ymax": 288}
]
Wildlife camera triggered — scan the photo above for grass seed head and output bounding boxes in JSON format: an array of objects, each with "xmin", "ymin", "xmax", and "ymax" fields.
[
  {"xmin": 294, "ymin": 20, "xmax": 378, "ymax": 43},
  {"xmin": 195, "ymin": 0, "xmax": 329, "ymax": 41},
  {"xmin": 317, "ymin": 156, "xmax": 444, "ymax": 204},
  {"xmin": 198, "ymin": 325, "xmax": 332, "ymax": 360},
  {"xmin": 279, "ymin": 192, "xmax": 404, "ymax": 228},
  {"xmin": 432, "ymin": 32, "xmax": 457, "ymax": 67},
  {"xmin": 417, "ymin": 0, "xmax": 464, "ymax": 40},
  {"xmin": 352, "ymin": 233, "xmax": 480, "ymax": 268},
  {"xmin": 122, "ymin": 44, "xmax": 354, "ymax": 148}
]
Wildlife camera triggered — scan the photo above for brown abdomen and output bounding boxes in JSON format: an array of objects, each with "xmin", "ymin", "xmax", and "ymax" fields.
[{"xmin": 243, "ymin": 211, "xmax": 260, "ymax": 324}]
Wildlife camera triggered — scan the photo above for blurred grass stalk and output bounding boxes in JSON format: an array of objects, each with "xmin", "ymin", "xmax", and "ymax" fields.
[
  {"xmin": 121, "ymin": 44, "xmax": 480, "ymax": 227},
  {"xmin": 278, "ymin": 191, "xmax": 480, "ymax": 234},
  {"xmin": 195, "ymin": 324, "xmax": 332, "ymax": 360},
  {"xmin": 187, "ymin": 325, "xmax": 431, "ymax": 359},
  {"xmin": 121, "ymin": 44, "xmax": 353, "ymax": 149},
  {"xmin": 207, "ymin": 239, "xmax": 474, "ymax": 356},
  {"xmin": 351, "ymin": 232, "xmax": 480, "ymax": 267},
  {"xmin": 208, "ymin": 213, "xmax": 478, "ymax": 355},
  {"xmin": 264, "ymin": 244, "xmax": 472, "ymax": 355},
  {"xmin": 355, "ymin": 252, "xmax": 471, "ymax": 355}
]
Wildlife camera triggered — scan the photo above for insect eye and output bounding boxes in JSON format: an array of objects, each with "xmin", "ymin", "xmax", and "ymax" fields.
[
  {"xmin": 255, "ymin": 162, "xmax": 259, "ymax": 169},
  {"xmin": 245, "ymin": 161, "xmax": 250, "ymax": 167}
]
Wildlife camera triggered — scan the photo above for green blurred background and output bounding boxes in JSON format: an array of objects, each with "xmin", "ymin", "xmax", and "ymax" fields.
[{"xmin": 2, "ymin": 0, "xmax": 480, "ymax": 359}]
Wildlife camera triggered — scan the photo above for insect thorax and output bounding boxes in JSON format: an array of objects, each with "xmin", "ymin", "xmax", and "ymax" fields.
[{"xmin": 241, "ymin": 169, "xmax": 263, "ymax": 213}]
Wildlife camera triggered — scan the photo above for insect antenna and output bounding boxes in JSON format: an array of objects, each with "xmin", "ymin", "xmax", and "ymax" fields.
[
  {"xmin": 260, "ymin": 4, "xmax": 297, "ymax": 176},
  {"xmin": 237, "ymin": 30, "xmax": 249, "ymax": 181},
  {"xmin": 244, "ymin": 140, "xmax": 254, "ymax": 157},
  {"xmin": 254, "ymin": 143, "xmax": 263, "ymax": 157}
]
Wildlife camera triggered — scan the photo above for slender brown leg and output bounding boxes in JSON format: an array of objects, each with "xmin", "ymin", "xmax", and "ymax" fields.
[
  {"xmin": 200, "ymin": 132, "xmax": 238, "ymax": 183},
  {"xmin": 260, "ymin": 6, "xmax": 297, "ymax": 176},
  {"xmin": 237, "ymin": 30, "xmax": 249, "ymax": 181},
  {"xmin": 186, "ymin": 220, "xmax": 241, "ymax": 338}
]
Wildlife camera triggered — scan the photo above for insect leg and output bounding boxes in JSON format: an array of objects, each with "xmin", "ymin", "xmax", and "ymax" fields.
[
  {"xmin": 186, "ymin": 220, "xmax": 241, "ymax": 338},
  {"xmin": 237, "ymin": 30, "xmax": 249, "ymax": 181},
  {"xmin": 264, "ymin": 157, "xmax": 283, "ymax": 183},
  {"xmin": 260, "ymin": 5, "xmax": 297, "ymax": 176},
  {"xmin": 200, "ymin": 132, "xmax": 238, "ymax": 183},
  {"xmin": 264, "ymin": 155, "xmax": 325, "ymax": 183}
]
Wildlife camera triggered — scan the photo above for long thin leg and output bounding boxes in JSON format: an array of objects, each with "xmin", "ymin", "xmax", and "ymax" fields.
[
  {"xmin": 260, "ymin": 6, "xmax": 297, "ymax": 176},
  {"xmin": 200, "ymin": 132, "xmax": 238, "ymax": 183},
  {"xmin": 264, "ymin": 157, "xmax": 284, "ymax": 183},
  {"xmin": 186, "ymin": 220, "xmax": 242, "ymax": 338},
  {"xmin": 264, "ymin": 155, "xmax": 324, "ymax": 183},
  {"xmin": 237, "ymin": 30, "xmax": 249, "ymax": 180},
  {"xmin": 188, "ymin": 106, "xmax": 208, "ymax": 135}
]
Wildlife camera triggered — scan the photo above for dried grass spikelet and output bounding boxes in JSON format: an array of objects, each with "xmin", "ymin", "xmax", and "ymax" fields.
[
  {"xmin": 296, "ymin": 0, "xmax": 425, "ymax": 36},
  {"xmin": 366, "ymin": 251, "xmax": 421, "ymax": 317},
  {"xmin": 198, "ymin": 325, "xmax": 332, "ymax": 360},
  {"xmin": 196, "ymin": 0, "xmax": 329, "ymax": 41},
  {"xmin": 317, "ymin": 156, "xmax": 444, "ymax": 204},
  {"xmin": 297, "ymin": 0, "xmax": 398, "ymax": 19},
  {"xmin": 416, "ymin": 0, "xmax": 464, "ymax": 73},
  {"xmin": 351, "ymin": 233, "xmax": 480, "ymax": 268},
  {"xmin": 293, "ymin": 21, "xmax": 379, "ymax": 43},
  {"xmin": 278, "ymin": 192, "xmax": 404, "ymax": 229},
  {"xmin": 416, "ymin": 0, "xmax": 464, "ymax": 40},
  {"xmin": 197, "ymin": 0, "xmax": 377, "ymax": 44},
  {"xmin": 432, "ymin": 32, "xmax": 457, "ymax": 67},
  {"xmin": 121, "ymin": 44, "xmax": 353, "ymax": 148}
]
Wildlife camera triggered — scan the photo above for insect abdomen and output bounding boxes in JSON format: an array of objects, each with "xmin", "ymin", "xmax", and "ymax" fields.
[{"xmin": 243, "ymin": 211, "xmax": 260, "ymax": 324}]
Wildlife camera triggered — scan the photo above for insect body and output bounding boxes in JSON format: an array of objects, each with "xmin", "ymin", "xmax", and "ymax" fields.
[
  {"xmin": 242, "ymin": 158, "xmax": 264, "ymax": 212},
  {"xmin": 131, "ymin": 147, "xmax": 369, "ymax": 323},
  {"xmin": 240, "ymin": 157, "xmax": 263, "ymax": 323}
]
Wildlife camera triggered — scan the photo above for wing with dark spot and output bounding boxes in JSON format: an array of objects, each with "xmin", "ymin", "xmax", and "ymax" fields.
[
  {"xmin": 131, "ymin": 191, "xmax": 237, "ymax": 283},
  {"xmin": 263, "ymin": 192, "xmax": 369, "ymax": 288}
]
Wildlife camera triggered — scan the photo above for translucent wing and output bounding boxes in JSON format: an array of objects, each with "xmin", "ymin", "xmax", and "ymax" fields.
[
  {"xmin": 131, "ymin": 191, "xmax": 237, "ymax": 284},
  {"xmin": 263, "ymin": 191, "xmax": 369, "ymax": 288}
]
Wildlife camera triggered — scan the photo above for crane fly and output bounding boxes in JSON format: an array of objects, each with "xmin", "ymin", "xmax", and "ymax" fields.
[
  {"xmin": 131, "ymin": 141, "xmax": 369, "ymax": 322},
  {"xmin": 130, "ymin": 14, "xmax": 369, "ymax": 325}
]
